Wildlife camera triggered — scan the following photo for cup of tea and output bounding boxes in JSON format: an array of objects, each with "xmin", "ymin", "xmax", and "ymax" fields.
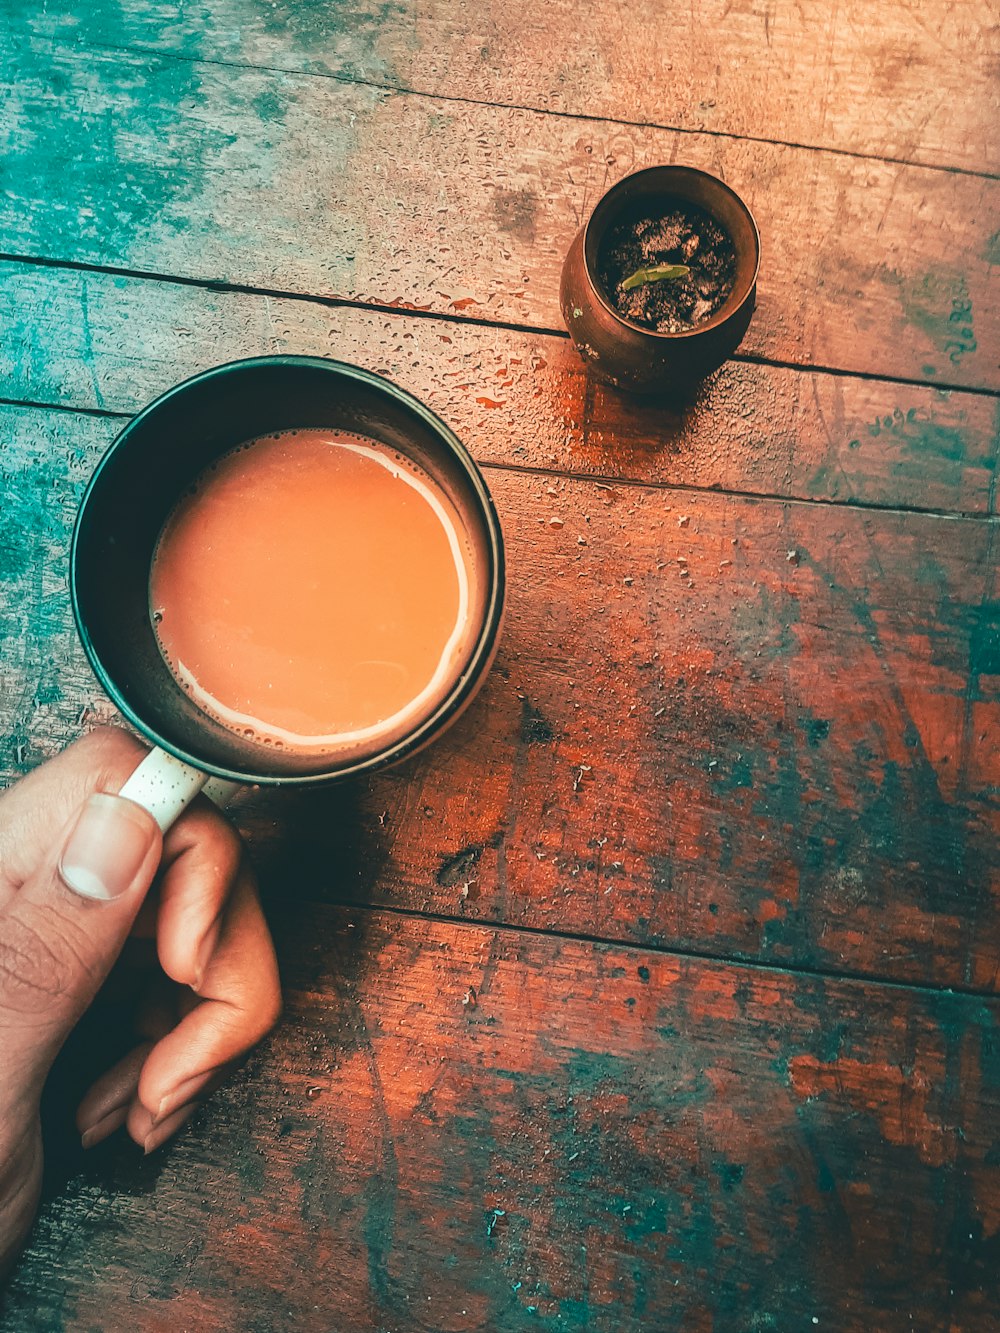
[{"xmin": 71, "ymin": 356, "xmax": 506, "ymax": 830}]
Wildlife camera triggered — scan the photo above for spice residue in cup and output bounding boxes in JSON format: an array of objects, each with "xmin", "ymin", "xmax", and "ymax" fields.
[{"xmin": 597, "ymin": 200, "xmax": 737, "ymax": 333}]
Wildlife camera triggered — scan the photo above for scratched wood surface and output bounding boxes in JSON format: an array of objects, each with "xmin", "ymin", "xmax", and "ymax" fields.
[
  {"xmin": 3, "ymin": 402, "xmax": 999, "ymax": 993},
  {"xmin": 3, "ymin": 263, "xmax": 998, "ymax": 515},
  {"xmin": 3, "ymin": 907, "xmax": 999, "ymax": 1332},
  {"xmin": 25, "ymin": 0, "xmax": 1000, "ymax": 174},
  {"xmin": 2, "ymin": 33, "xmax": 998, "ymax": 390},
  {"xmin": 1, "ymin": 0, "xmax": 999, "ymax": 1329}
]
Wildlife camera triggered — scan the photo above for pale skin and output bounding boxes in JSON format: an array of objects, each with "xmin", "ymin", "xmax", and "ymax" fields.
[{"xmin": 0, "ymin": 727, "xmax": 281, "ymax": 1277}]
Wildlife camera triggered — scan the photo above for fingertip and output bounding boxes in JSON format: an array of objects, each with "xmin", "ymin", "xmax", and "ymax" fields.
[
  {"xmin": 155, "ymin": 1064, "xmax": 230, "ymax": 1124},
  {"xmin": 81, "ymin": 1104, "xmax": 129, "ymax": 1150},
  {"xmin": 76, "ymin": 1043, "xmax": 153, "ymax": 1135},
  {"xmin": 127, "ymin": 1099, "xmax": 156, "ymax": 1149},
  {"xmin": 143, "ymin": 1102, "xmax": 199, "ymax": 1155},
  {"xmin": 58, "ymin": 793, "xmax": 161, "ymax": 904},
  {"xmin": 134, "ymin": 1047, "xmax": 184, "ymax": 1127}
]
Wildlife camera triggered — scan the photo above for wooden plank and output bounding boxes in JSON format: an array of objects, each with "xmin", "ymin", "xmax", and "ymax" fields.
[
  {"xmin": 0, "ymin": 407, "xmax": 113, "ymax": 763},
  {"xmin": 3, "ymin": 403, "xmax": 998, "ymax": 991},
  {"xmin": 3, "ymin": 906, "xmax": 998, "ymax": 1331},
  {"xmin": 3, "ymin": 262, "xmax": 998, "ymax": 516},
  {"xmin": 1, "ymin": 37, "xmax": 997, "ymax": 390},
  {"xmin": 25, "ymin": 0, "xmax": 1000, "ymax": 175}
]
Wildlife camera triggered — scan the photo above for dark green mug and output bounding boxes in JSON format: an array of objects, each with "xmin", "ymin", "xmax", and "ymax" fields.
[{"xmin": 71, "ymin": 356, "xmax": 506, "ymax": 829}]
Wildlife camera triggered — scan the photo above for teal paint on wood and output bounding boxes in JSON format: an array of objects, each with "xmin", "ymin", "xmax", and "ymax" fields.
[
  {"xmin": 0, "ymin": 27, "xmax": 216, "ymax": 259},
  {"xmin": 0, "ymin": 406, "xmax": 120, "ymax": 773},
  {"xmin": 0, "ymin": 4, "xmax": 997, "ymax": 1329},
  {"xmin": 970, "ymin": 603, "xmax": 1000, "ymax": 680},
  {"xmin": 1, "ymin": 34, "xmax": 998, "ymax": 387},
  {"xmin": 2, "ymin": 907, "xmax": 997, "ymax": 1331},
  {"xmin": 2, "ymin": 262, "xmax": 998, "ymax": 514},
  {"xmin": 3, "ymin": 398, "xmax": 998, "ymax": 991},
  {"xmin": 0, "ymin": 29, "xmax": 376, "ymax": 291},
  {"xmin": 20, "ymin": 0, "xmax": 1000, "ymax": 175},
  {"xmin": 884, "ymin": 269, "xmax": 983, "ymax": 384}
]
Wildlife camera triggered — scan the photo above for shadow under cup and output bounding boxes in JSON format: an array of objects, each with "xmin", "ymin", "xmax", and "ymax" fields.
[{"xmin": 72, "ymin": 356, "xmax": 506, "ymax": 784}]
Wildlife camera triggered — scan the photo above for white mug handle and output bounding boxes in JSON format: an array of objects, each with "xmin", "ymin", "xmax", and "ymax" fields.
[{"xmin": 118, "ymin": 746, "xmax": 240, "ymax": 832}]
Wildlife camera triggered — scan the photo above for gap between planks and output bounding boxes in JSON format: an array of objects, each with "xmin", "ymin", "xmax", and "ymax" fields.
[
  {"xmin": 3, "ymin": 250, "xmax": 999, "ymax": 406},
  {"xmin": 88, "ymin": 38, "xmax": 1000, "ymax": 186},
  {"xmin": 304, "ymin": 896, "xmax": 1000, "ymax": 1005},
  {"xmin": 5, "ymin": 394, "xmax": 998, "ymax": 524}
]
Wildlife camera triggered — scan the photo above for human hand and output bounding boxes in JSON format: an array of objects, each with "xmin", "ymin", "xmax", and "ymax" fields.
[{"xmin": 0, "ymin": 727, "xmax": 281, "ymax": 1276}]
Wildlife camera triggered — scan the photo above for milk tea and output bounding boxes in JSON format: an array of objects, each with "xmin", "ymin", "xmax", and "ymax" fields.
[{"xmin": 150, "ymin": 429, "xmax": 479, "ymax": 755}]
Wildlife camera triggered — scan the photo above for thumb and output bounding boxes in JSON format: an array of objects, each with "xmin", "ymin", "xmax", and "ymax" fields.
[{"xmin": 1, "ymin": 793, "xmax": 161, "ymax": 1095}]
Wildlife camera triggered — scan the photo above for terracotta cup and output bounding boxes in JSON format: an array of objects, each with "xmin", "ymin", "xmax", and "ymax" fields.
[{"xmin": 560, "ymin": 165, "xmax": 760, "ymax": 394}]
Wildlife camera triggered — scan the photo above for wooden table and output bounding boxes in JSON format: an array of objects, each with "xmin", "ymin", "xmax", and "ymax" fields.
[{"xmin": 1, "ymin": 3, "xmax": 998, "ymax": 1329}]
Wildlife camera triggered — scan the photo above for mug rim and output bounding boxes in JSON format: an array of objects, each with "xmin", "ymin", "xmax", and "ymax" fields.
[{"xmin": 70, "ymin": 354, "xmax": 506, "ymax": 785}]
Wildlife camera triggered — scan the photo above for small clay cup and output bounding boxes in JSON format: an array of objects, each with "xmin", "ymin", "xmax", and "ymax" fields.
[{"xmin": 560, "ymin": 165, "xmax": 760, "ymax": 394}]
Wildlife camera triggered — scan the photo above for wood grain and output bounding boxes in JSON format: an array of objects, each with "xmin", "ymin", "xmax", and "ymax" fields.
[
  {"xmin": 4, "ymin": 403, "xmax": 998, "ymax": 991},
  {"xmin": 2, "ymin": 36, "xmax": 997, "ymax": 389},
  {"xmin": 3, "ymin": 906, "xmax": 997, "ymax": 1332},
  {"xmin": 25, "ymin": 0, "xmax": 1000, "ymax": 175},
  {"xmin": 1, "ymin": 6, "xmax": 997, "ymax": 1327},
  {"xmin": 2, "ymin": 261, "xmax": 997, "ymax": 516}
]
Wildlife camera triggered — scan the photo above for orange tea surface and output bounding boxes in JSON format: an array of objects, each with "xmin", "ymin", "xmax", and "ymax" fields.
[{"xmin": 150, "ymin": 429, "xmax": 476, "ymax": 754}]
